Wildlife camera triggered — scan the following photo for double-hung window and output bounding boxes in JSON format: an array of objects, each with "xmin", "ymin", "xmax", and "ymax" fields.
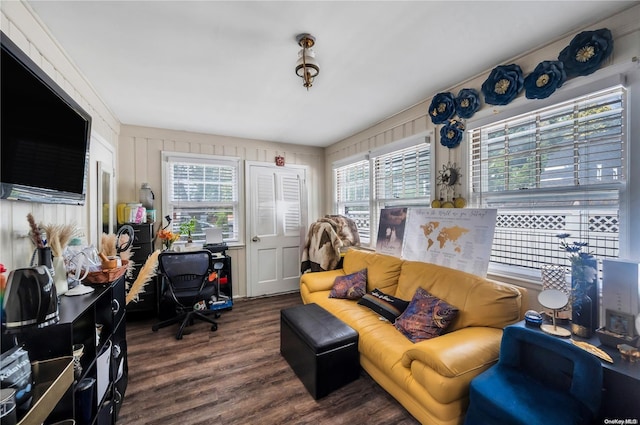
[
  {"xmin": 334, "ymin": 140, "xmax": 431, "ymax": 246},
  {"xmin": 470, "ymin": 85, "xmax": 626, "ymax": 277},
  {"xmin": 162, "ymin": 152, "xmax": 241, "ymax": 244}
]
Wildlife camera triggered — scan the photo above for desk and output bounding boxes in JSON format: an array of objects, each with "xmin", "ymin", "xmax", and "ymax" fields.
[{"xmin": 514, "ymin": 320, "xmax": 640, "ymax": 421}]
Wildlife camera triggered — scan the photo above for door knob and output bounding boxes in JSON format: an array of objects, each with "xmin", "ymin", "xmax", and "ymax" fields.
[{"xmin": 252, "ymin": 236, "xmax": 260, "ymax": 242}]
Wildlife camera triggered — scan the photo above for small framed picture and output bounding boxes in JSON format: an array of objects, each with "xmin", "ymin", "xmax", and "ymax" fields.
[{"xmin": 605, "ymin": 309, "xmax": 636, "ymax": 337}]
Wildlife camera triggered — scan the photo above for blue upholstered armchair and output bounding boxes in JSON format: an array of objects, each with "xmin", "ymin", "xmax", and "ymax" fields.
[{"xmin": 464, "ymin": 325, "xmax": 602, "ymax": 425}]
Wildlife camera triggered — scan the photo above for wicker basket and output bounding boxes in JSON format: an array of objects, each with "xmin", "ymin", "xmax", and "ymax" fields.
[{"xmin": 84, "ymin": 260, "xmax": 129, "ymax": 285}]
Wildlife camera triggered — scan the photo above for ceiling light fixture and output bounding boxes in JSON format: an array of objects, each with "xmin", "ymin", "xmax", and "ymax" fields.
[{"xmin": 295, "ymin": 33, "xmax": 319, "ymax": 90}]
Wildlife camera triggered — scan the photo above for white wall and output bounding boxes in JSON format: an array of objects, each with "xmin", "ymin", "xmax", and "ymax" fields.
[
  {"xmin": 0, "ymin": 1, "xmax": 121, "ymax": 271},
  {"xmin": 324, "ymin": 4, "xmax": 640, "ymax": 308},
  {"xmin": 118, "ymin": 124, "xmax": 325, "ymax": 297}
]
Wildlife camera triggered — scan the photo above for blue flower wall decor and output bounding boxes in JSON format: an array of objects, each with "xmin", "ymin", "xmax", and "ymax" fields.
[
  {"xmin": 454, "ymin": 88, "xmax": 480, "ymax": 119},
  {"xmin": 558, "ymin": 28, "xmax": 613, "ymax": 78},
  {"xmin": 481, "ymin": 64, "xmax": 524, "ymax": 106},
  {"xmin": 524, "ymin": 60, "xmax": 567, "ymax": 99},
  {"xmin": 428, "ymin": 92, "xmax": 456, "ymax": 124},
  {"xmin": 439, "ymin": 119, "xmax": 465, "ymax": 149}
]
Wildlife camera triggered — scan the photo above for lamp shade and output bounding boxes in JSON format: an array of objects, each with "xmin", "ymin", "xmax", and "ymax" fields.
[
  {"xmin": 295, "ymin": 33, "xmax": 319, "ymax": 89},
  {"xmin": 295, "ymin": 48, "xmax": 319, "ymax": 78}
]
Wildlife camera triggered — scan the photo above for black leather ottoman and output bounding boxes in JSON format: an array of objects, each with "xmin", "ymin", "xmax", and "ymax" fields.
[{"xmin": 280, "ymin": 303, "xmax": 359, "ymax": 399}]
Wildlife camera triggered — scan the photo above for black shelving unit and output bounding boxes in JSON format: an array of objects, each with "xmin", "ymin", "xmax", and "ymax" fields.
[
  {"xmin": 202, "ymin": 244, "xmax": 233, "ymax": 311},
  {"xmin": 209, "ymin": 252, "xmax": 233, "ymax": 311},
  {"xmin": 9, "ymin": 276, "xmax": 127, "ymax": 424}
]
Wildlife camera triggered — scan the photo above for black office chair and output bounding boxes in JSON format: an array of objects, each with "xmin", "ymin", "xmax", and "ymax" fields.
[{"xmin": 151, "ymin": 250, "xmax": 219, "ymax": 340}]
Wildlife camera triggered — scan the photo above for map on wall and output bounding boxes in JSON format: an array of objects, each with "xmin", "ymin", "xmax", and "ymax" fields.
[{"xmin": 401, "ymin": 208, "xmax": 497, "ymax": 277}]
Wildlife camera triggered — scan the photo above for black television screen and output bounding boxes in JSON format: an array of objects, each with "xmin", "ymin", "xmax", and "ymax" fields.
[{"xmin": 1, "ymin": 31, "xmax": 92, "ymax": 205}]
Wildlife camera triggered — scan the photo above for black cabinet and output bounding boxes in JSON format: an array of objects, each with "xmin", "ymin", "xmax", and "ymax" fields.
[
  {"xmin": 10, "ymin": 277, "xmax": 127, "ymax": 424},
  {"xmin": 121, "ymin": 223, "xmax": 158, "ymax": 315}
]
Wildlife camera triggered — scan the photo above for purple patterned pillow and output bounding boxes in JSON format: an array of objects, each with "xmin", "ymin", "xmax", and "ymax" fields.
[
  {"xmin": 394, "ymin": 287, "xmax": 459, "ymax": 342},
  {"xmin": 329, "ymin": 268, "xmax": 367, "ymax": 300}
]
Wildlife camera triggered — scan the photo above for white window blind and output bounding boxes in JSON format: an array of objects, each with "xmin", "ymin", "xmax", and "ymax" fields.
[
  {"xmin": 335, "ymin": 159, "xmax": 370, "ymax": 243},
  {"xmin": 470, "ymin": 86, "xmax": 625, "ymax": 273},
  {"xmin": 373, "ymin": 144, "xmax": 431, "ymax": 204},
  {"xmin": 164, "ymin": 154, "xmax": 240, "ymax": 243}
]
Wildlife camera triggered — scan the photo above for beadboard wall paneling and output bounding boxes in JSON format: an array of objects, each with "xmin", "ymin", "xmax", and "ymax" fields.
[
  {"xmin": 118, "ymin": 125, "xmax": 325, "ymax": 297},
  {"xmin": 0, "ymin": 2, "xmax": 120, "ymax": 271}
]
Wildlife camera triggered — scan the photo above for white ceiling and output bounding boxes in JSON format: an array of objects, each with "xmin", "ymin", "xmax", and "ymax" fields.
[{"xmin": 27, "ymin": 1, "xmax": 637, "ymax": 147}]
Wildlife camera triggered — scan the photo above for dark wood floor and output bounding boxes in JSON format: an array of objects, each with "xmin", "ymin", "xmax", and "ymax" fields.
[{"xmin": 118, "ymin": 292, "xmax": 420, "ymax": 425}]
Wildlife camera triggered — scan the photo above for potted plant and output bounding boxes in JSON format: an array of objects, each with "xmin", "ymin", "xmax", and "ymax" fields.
[{"xmin": 179, "ymin": 218, "xmax": 197, "ymax": 244}]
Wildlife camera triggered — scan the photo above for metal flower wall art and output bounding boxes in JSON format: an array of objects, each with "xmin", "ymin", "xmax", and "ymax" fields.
[
  {"xmin": 481, "ymin": 64, "xmax": 524, "ymax": 106},
  {"xmin": 424, "ymin": 28, "xmax": 613, "ymax": 153},
  {"xmin": 558, "ymin": 28, "xmax": 613, "ymax": 78},
  {"xmin": 439, "ymin": 119, "xmax": 465, "ymax": 149},
  {"xmin": 454, "ymin": 88, "xmax": 480, "ymax": 119},
  {"xmin": 524, "ymin": 60, "xmax": 567, "ymax": 99},
  {"xmin": 428, "ymin": 92, "xmax": 456, "ymax": 124}
]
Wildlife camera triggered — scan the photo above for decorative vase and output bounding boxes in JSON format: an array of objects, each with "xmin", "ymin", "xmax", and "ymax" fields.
[
  {"xmin": 139, "ymin": 183, "xmax": 154, "ymax": 210},
  {"xmin": 541, "ymin": 265, "xmax": 571, "ymax": 320},
  {"xmin": 52, "ymin": 256, "xmax": 69, "ymax": 296},
  {"xmin": 570, "ymin": 258, "xmax": 598, "ymax": 338},
  {"xmin": 36, "ymin": 246, "xmax": 53, "ymax": 270},
  {"xmin": 571, "ymin": 290, "xmax": 593, "ymax": 338}
]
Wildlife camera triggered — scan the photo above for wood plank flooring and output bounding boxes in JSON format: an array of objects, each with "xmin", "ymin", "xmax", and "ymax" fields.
[{"xmin": 118, "ymin": 292, "xmax": 420, "ymax": 425}]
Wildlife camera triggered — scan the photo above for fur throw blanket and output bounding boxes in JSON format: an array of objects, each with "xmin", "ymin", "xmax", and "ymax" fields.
[{"xmin": 301, "ymin": 215, "xmax": 360, "ymax": 273}]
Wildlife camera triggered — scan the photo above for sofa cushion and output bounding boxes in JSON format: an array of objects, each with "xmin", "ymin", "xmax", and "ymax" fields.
[
  {"xmin": 343, "ymin": 249, "xmax": 403, "ymax": 294},
  {"xmin": 357, "ymin": 288, "xmax": 409, "ymax": 322},
  {"xmin": 395, "ymin": 260, "xmax": 522, "ymax": 331},
  {"xmin": 329, "ymin": 268, "xmax": 367, "ymax": 300},
  {"xmin": 394, "ymin": 287, "xmax": 459, "ymax": 343}
]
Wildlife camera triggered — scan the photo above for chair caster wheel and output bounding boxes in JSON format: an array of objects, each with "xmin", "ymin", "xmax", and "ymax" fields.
[
  {"xmin": 176, "ymin": 335, "xmax": 183, "ymax": 340},
  {"xmin": 211, "ymin": 324, "xmax": 218, "ymax": 332},
  {"xmin": 152, "ymin": 326, "xmax": 159, "ymax": 332}
]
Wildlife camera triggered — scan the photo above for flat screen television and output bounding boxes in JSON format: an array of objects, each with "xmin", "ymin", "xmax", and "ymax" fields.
[{"xmin": 1, "ymin": 31, "xmax": 92, "ymax": 205}]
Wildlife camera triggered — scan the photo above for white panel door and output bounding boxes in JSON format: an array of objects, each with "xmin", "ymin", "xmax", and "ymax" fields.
[{"xmin": 247, "ymin": 163, "xmax": 307, "ymax": 297}]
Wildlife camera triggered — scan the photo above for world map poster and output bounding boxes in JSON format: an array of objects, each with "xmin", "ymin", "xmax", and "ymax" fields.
[{"xmin": 401, "ymin": 208, "xmax": 497, "ymax": 277}]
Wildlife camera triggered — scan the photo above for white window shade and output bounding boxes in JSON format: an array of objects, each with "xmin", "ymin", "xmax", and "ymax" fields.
[
  {"xmin": 373, "ymin": 144, "xmax": 430, "ymax": 203},
  {"xmin": 472, "ymin": 86, "xmax": 625, "ymax": 206}
]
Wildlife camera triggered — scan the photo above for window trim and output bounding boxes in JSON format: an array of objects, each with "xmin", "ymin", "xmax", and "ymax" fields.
[
  {"xmin": 332, "ymin": 133, "xmax": 432, "ymax": 246},
  {"xmin": 466, "ymin": 80, "xmax": 628, "ymax": 282},
  {"xmin": 161, "ymin": 151, "xmax": 244, "ymax": 246}
]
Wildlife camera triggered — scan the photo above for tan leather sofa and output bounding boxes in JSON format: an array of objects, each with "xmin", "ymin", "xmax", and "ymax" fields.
[{"xmin": 300, "ymin": 249, "xmax": 526, "ymax": 425}]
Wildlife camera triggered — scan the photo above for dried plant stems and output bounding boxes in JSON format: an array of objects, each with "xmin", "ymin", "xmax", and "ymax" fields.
[
  {"xmin": 100, "ymin": 233, "xmax": 118, "ymax": 257},
  {"xmin": 126, "ymin": 250, "xmax": 160, "ymax": 305},
  {"xmin": 100, "ymin": 232, "xmax": 132, "ymax": 260},
  {"xmin": 27, "ymin": 213, "xmax": 44, "ymax": 248},
  {"xmin": 42, "ymin": 223, "xmax": 78, "ymax": 257}
]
